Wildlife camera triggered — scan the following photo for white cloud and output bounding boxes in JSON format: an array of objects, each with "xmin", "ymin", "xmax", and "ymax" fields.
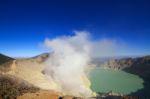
[{"xmin": 43, "ymin": 31, "xmax": 124, "ymax": 97}]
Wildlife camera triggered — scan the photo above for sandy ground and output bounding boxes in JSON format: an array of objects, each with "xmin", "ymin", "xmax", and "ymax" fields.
[
  {"xmin": 3, "ymin": 59, "xmax": 95, "ymax": 98},
  {"xmin": 7, "ymin": 59, "xmax": 59, "ymax": 90}
]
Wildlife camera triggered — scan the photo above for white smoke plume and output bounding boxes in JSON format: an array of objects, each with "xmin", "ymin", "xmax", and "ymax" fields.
[{"xmin": 43, "ymin": 31, "xmax": 120, "ymax": 97}]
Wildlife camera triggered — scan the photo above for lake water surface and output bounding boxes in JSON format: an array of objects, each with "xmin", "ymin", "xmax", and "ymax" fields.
[{"xmin": 89, "ymin": 68, "xmax": 144, "ymax": 95}]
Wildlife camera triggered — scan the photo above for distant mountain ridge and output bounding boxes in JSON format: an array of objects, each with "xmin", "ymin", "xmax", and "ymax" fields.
[
  {"xmin": 0, "ymin": 53, "xmax": 14, "ymax": 65},
  {"xmin": 96, "ymin": 55, "xmax": 150, "ymax": 79}
]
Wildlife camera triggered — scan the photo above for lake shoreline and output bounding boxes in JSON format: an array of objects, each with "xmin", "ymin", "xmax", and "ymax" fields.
[{"xmin": 89, "ymin": 67, "xmax": 144, "ymax": 95}]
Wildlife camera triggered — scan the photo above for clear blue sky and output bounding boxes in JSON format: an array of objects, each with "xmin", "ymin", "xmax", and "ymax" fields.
[{"xmin": 0, "ymin": 0, "xmax": 150, "ymax": 57}]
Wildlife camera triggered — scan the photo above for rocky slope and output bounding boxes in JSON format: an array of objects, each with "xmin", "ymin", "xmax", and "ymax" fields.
[
  {"xmin": 0, "ymin": 53, "xmax": 60, "ymax": 90},
  {"xmin": 0, "ymin": 74, "xmax": 39, "ymax": 99},
  {"xmin": 97, "ymin": 55, "xmax": 150, "ymax": 98},
  {"xmin": 0, "ymin": 53, "xmax": 93, "ymax": 99},
  {"xmin": 100, "ymin": 56, "xmax": 150, "ymax": 79},
  {"xmin": 0, "ymin": 53, "xmax": 14, "ymax": 65}
]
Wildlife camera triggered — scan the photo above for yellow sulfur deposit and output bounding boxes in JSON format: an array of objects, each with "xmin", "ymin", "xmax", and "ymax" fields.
[{"xmin": 81, "ymin": 73, "xmax": 97, "ymax": 97}]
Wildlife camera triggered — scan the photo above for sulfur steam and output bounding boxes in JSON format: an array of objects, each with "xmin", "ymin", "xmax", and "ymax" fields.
[
  {"xmin": 43, "ymin": 31, "xmax": 119, "ymax": 97},
  {"xmin": 44, "ymin": 31, "xmax": 92, "ymax": 97}
]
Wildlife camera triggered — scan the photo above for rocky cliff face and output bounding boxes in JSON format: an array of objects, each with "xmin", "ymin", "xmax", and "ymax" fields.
[
  {"xmin": 122, "ymin": 56, "xmax": 150, "ymax": 79},
  {"xmin": 123, "ymin": 56, "xmax": 150, "ymax": 98},
  {"xmin": 102, "ymin": 58, "xmax": 133, "ymax": 69},
  {"xmin": 97, "ymin": 55, "xmax": 150, "ymax": 97},
  {"xmin": 99, "ymin": 56, "xmax": 150, "ymax": 71},
  {"xmin": 98, "ymin": 55, "xmax": 150, "ymax": 80}
]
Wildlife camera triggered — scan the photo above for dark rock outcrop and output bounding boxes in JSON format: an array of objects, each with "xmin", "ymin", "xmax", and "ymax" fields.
[
  {"xmin": 0, "ymin": 74, "xmax": 39, "ymax": 99},
  {"xmin": 0, "ymin": 53, "xmax": 14, "ymax": 65},
  {"xmin": 98, "ymin": 55, "xmax": 150, "ymax": 98},
  {"xmin": 101, "ymin": 55, "xmax": 150, "ymax": 80}
]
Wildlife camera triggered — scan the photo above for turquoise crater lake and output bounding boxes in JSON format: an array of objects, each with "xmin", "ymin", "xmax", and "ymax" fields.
[{"xmin": 89, "ymin": 68, "xmax": 144, "ymax": 95}]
